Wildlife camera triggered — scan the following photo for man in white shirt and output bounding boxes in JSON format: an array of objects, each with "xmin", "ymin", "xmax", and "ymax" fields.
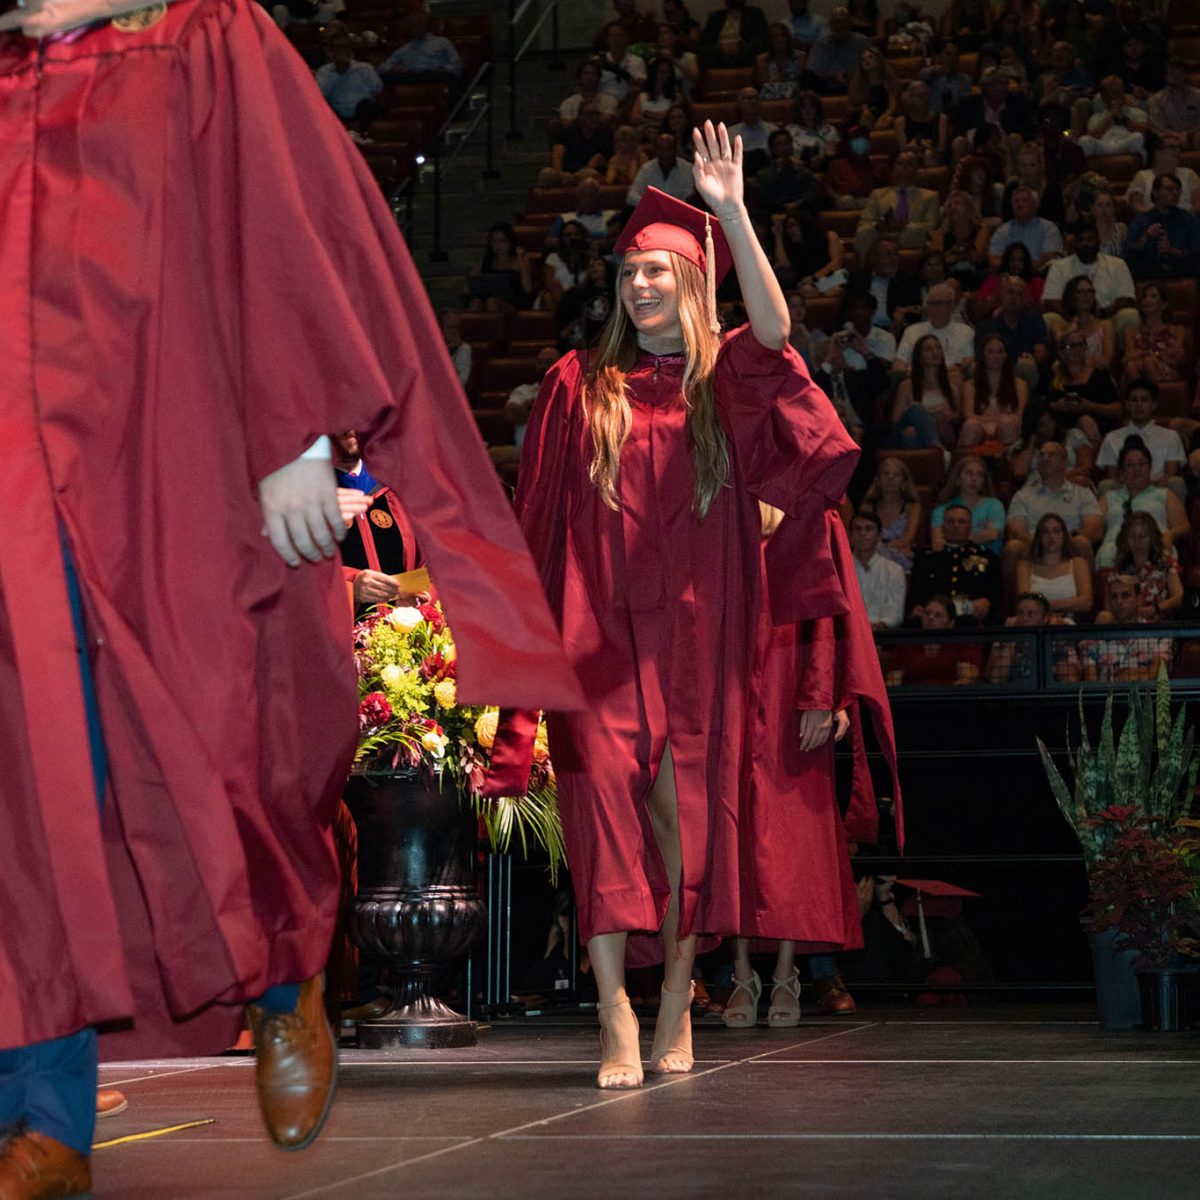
[
  {"xmin": 729, "ymin": 87, "xmax": 779, "ymax": 175},
  {"xmin": 988, "ymin": 186, "xmax": 1063, "ymax": 270},
  {"xmin": 1125, "ymin": 132, "xmax": 1200, "ymax": 214},
  {"xmin": 1004, "ymin": 441, "xmax": 1104, "ymax": 569},
  {"xmin": 1096, "ymin": 379, "xmax": 1186, "ymax": 499},
  {"xmin": 851, "ymin": 511, "xmax": 906, "ymax": 630},
  {"xmin": 892, "ymin": 284, "xmax": 975, "ymax": 374},
  {"xmin": 626, "ymin": 133, "xmax": 694, "ymax": 206},
  {"xmin": 596, "ymin": 23, "xmax": 647, "ymax": 105},
  {"xmin": 1042, "ymin": 219, "xmax": 1137, "ymax": 342},
  {"xmin": 813, "ymin": 292, "xmax": 896, "ymax": 370}
]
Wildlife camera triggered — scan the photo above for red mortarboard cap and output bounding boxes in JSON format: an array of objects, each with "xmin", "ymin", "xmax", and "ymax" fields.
[
  {"xmin": 897, "ymin": 879, "xmax": 980, "ymax": 924},
  {"xmin": 895, "ymin": 880, "xmax": 981, "ymax": 898},
  {"xmin": 613, "ymin": 187, "xmax": 734, "ymax": 285}
]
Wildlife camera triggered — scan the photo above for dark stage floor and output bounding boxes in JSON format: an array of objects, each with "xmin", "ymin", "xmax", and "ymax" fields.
[{"xmin": 92, "ymin": 1009, "xmax": 1199, "ymax": 1199}]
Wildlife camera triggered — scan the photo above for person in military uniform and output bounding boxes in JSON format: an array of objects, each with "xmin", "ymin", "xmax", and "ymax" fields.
[{"xmin": 908, "ymin": 504, "xmax": 1004, "ymax": 624}]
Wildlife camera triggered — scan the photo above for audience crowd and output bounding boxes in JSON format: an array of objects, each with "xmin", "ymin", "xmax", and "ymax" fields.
[{"xmin": 293, "ymin": 0, "xmax": 1200, "ymax": 687}]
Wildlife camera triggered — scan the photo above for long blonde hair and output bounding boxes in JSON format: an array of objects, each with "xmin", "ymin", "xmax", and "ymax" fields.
[{"xmin": 585, "ymin": 250, "xmax": 729, "ymax": 518}]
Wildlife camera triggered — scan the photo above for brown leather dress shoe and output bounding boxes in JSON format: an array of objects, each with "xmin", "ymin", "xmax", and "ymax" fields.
[
  {"xmin": 247, "ymin": 975, "xmax": 337, "ymax": 1152},
  {"xmin": 812, "ymin": 974, "xmax": 858, "ymax": 1015},
  {"xmin": 0, "ymin": 1128, "xmax": 91, "ymax": 1199},
  {"xmin": 94, "ymin": 1089, "xmax": 127, "ymax": 1119}
]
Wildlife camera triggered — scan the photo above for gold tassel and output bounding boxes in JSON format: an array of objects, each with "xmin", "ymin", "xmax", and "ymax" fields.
[{"xmin": 705, "ymin": 213, "xmax": 719, "ymax": 335}]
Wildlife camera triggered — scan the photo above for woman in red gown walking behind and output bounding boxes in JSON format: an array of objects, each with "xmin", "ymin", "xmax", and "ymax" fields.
[{"xmin": 487, "ymin": 122, "xmax": 860, "ymax": 1088}]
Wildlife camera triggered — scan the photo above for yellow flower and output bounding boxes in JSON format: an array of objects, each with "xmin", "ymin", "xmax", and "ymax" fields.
[
  {"xmin": 380, "ymin": 664, "xmax": 405, "ymax": 691},
  {"xmin": 433, "ymin": 678, "xmax": 457, "ymax": 709},
  {"xmin": 444, "ymin": 644, "xmax": 457, "ymax": 663},
  {"xmin": 386, "ymin": 606, "xmax": 424, "ymax": 632},
  {"xmin": 532, "ymin": 741, "xmax": 550, "ymax": 764},
  {"xmin": 475, "ymin": 710, "xmax": 499, "ymax": 749},
  {"xmin": 420, "ymin": 729, "xmax": 449, "ymax": 756}
]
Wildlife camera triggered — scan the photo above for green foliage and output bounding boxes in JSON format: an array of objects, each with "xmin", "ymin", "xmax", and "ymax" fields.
[{"xmin": 1036, "ymin": 666, "xmax": 1197, "ymax": 870}]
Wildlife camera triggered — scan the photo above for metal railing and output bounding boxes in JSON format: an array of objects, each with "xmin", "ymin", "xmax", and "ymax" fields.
[
  {"xmin": 506, "ymin": 0, "xmax": 563, "ymax": 141},
  {"xmin": 429, "ymin": 57, "xmax": 497, "ymax": 260},
  {"xmin": 874, "ymin": 622, "xmax": 1200, "ymax": 693}
]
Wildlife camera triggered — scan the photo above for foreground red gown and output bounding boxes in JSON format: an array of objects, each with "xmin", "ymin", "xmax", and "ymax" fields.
[
  {"xmin": 738, "ymin": 525, "xmax": 902, "ymax": 952},
  {"xmin": 488, "ymin": 331, "xmax": 861, "ymax": 952},
  {"xmin": 0, "ymin": 0, "xmax": 579, "ymax": 1056}
]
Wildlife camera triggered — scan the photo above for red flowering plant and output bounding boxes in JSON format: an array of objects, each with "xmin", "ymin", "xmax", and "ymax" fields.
[
  {"xmin": 354, "ymin": 601, "xmax": 563, "ymax": 878},
  {"xmin": 1081, "ymin": 806, "xmax": 1200, "ymax": 970}
]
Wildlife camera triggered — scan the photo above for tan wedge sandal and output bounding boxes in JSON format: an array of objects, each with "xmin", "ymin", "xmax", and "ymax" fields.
[
  {"xmin": 767, "ymin": 968, "xmax": 802, "ymax": 1028},
  {"xmin": 722, "ymin": 971, "xmax": 762, "ymax": 1028}
]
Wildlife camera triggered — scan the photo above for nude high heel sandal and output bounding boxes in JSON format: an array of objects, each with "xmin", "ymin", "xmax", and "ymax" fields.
[
  {"xmin": 650, "ymin": 982, "xmax": 695, "ymax": 1074},
  {"xmin": 597, "ymin": 999, "xmax": 643, "ymax": 1089}
]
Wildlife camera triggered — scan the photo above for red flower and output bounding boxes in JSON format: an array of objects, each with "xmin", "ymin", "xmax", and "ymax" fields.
[
  {"xmin": 358, "ymin": 692, "xmax": 393, "ymax": 731},
  {"xmin": 419, "ymin": 602, "xmax": 445, "ymax": 632}
]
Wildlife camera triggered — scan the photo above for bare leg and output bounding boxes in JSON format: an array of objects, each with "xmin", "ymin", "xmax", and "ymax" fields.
[
  {"xmin": 646, "ymin": 745, "xmax": 697, "ymax": 1072},
  {"xmin": 589, "ymin": 930, "xmax": 642, "ymax": 1089}
]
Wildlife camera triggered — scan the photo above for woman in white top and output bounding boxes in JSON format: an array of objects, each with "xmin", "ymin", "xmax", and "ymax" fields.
[
  {"xmin": 1016, "ymin": 513, "xmax": 1092, "ymax": 622},
  {"xmin": 785, "ymin": 90, "xmax": 841, "ymax": 170},
  {"xmin": 959, "ymin": 332, "xmax": 1029, "ymax": 451},
  {"xmin": 1096, "ymin": 439, "xmax": 1190, "ymax": 568}
]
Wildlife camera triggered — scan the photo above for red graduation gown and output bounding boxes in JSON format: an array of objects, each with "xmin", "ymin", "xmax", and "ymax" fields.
[
  {"xmin": 488, "ymin": 330, "xmax": 860, "ymax": 953},
  {"xmin": 0, "ymin": 0, "xmax": 579, "ymax": 1057},
  {"xmin": 737, "ymin": 522, "xmax": 903, "ymax": 951}
]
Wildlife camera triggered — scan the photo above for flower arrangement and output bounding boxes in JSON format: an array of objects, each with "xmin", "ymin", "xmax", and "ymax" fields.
[
  {"xmin": 354, "ymin": 601, "xmax": 564, "ymax": 879},
  {"xmin": 1037, "ymin": 667, "xmax": 1200, "ymax": 967},
  {"xmin": 1081, "ymin": 807, "xmax": 1200, "ymax": 970}
]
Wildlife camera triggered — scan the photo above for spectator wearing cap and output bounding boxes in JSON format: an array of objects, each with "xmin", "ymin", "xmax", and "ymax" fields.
[
  {"xmin": 986, "ymin": 593, "xmax": 1056, "ymax": 686},
  {"xmin": 1042, "ymin": 218, "xmax": 1137, "ymax": 344},
  {"xmin": 988, "ymin": 187, "xmax": 1063, "ymax": 272},
  {"xmin": 854, "ymin": 149, "xmax": 940, "ymax": 261},
  {"xmin": 1081, "ymin": 575, "xmax": 1174, "ymax": 684},
  {"xmin": 801, "ymin": 6, "xmax": 870, "ymax": 96},
  {"xmin": 1149, "ymin": 58, "xmax": 1200, "ymax": 148},
  {"xmin": 1122, "ymin": 174, "xmax": 1200, "ymax": 278}
]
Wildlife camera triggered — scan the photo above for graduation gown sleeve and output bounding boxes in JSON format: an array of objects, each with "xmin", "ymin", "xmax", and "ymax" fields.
[
  {"xmin": 186, "ymin": 0, "xmax": 581, "ymax": 712},
  {"xmin": 716, "ymin": 328, "xmax": 861, "ymax": 626}
]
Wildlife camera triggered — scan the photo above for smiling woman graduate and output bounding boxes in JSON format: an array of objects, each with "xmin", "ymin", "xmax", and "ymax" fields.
[{"xmin": 485, "ymin": 122, "xmax": 870, "ymax": 1091}]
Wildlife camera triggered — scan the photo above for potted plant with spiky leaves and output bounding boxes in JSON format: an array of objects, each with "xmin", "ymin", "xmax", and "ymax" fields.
[{"xmin": 1037, "ymin": 666, "xmax": 1200, "ymax": 1029}]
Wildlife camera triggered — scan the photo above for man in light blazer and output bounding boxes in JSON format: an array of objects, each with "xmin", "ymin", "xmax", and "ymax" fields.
[{"xmin": 854, "ymin": 149, "xmax": 941, "ymax": 261}]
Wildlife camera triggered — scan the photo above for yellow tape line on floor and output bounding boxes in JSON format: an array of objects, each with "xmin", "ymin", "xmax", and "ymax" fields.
[{"xmin": 93, "ymin": 1118, "xmax": 215, "ymax": 1149}]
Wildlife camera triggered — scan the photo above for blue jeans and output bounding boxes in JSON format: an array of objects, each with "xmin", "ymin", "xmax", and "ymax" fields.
[{"xmin": 0, "ymin": 543, "xmax": 105, "ymax": 1154}]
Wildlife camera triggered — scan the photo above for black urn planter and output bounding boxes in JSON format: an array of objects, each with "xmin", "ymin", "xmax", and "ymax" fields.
[
  {"xmin": 1137, "ymin": 967, "xmax": 1200, "ymax": 1032},
  {"xmin": 344, "ymin": 769, "xmax": 486, "ymax": 1049}
]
